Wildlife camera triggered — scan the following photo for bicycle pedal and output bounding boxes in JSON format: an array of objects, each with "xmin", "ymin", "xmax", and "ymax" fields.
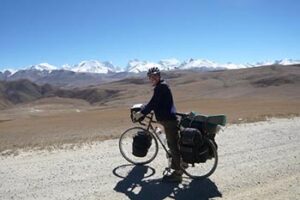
[{"xmin": 163, "ymin": 167, "xmax": 172, "ymax": 176}]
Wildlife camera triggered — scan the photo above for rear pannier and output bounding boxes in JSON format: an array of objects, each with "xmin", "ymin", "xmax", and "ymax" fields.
[
  {"xmin": 180, "ymin": 112, "xmax": 226, "ymax": 135},
  {"xmin": 179, "ymin": 128, "xmax": 209, "ymax": 163},
  {"xmin": 179, "ymin": 112, "xmax": 226, "ymax": 156}
]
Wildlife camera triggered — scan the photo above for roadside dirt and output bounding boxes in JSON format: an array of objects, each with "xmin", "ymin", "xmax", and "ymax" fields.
[
  {"xmin": 1, "ymin": 97, "xmax": 299, "ymax": 154},
  {"xmin": 0, "ymin": 117, "xmax": 299, "ymax": 200}
]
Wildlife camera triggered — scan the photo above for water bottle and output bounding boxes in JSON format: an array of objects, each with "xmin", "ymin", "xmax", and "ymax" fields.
[{"xmin": 155, "ymin": 127, "xmax": 167, "ymax": 145}]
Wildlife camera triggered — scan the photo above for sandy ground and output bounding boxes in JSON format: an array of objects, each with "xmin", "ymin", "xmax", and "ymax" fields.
[
  {"xmin": 1, "ymin": 97, "xmax": 300, "ymax": 154},
  {"xmin": 0, "ymin": 117, "xmax": 299, "ymax": 200}
]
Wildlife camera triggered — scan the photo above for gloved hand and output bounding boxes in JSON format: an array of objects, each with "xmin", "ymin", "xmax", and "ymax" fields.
[{"xmin": 133, "ymin": 111, "xmax": 144, "ymax": 121}]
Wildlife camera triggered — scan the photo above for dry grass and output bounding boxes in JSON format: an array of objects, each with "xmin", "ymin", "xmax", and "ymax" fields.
[
  {"xmin": 0, "ymin": 65, "xmax": 300, "ymax": 154},
  {"xmin": 1, "ymin": 97, "xmax": 299, "ymax": 155}
]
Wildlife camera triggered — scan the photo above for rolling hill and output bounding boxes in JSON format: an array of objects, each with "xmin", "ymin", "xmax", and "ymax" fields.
[{"xmin": 1, "ymin": 64, "xmax": 300, "ymax": 110}]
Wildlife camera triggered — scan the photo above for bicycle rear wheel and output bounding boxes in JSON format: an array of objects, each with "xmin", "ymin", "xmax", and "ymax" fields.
[
  {"xmin": 119, "ymin": 127, "xmax": 159, "ymax": 165},
  {"xmin": 182, "ymin": 138, "xmax": 218, "ymax": 179}
]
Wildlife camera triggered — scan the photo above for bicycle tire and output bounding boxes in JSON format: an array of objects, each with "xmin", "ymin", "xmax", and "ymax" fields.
[
  {"xmin": 181, "ymin": 138, "xmax": 218, "ymax": 179},
  {"xmin": 119, "ymin": 127, "xmax": 159, "ymax": 165}
]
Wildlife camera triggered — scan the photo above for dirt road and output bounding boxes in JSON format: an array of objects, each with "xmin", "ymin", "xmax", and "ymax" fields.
[{"xmin": 0, "ymin": 117, "xmax": 299, "ymax": 200}]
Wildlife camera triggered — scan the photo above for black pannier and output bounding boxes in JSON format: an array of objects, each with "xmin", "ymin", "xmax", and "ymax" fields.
[
  {"xmin": 179, "ymin": 128, "xmax": 209, "ymax": 163},
  {"xmin": 198, "ymin": 142, "xmax": 210, "ymax": 162},
  {"xmin": 132, "ymin": 131, "xmax": 152, "ymax": 157},
  {"xmin": 179, "ymin": 112, "xmax": 226, "ymax": 136},
  {"xmin": 179, "ymin": 112, "xmax": 226, "ymax": 160}
]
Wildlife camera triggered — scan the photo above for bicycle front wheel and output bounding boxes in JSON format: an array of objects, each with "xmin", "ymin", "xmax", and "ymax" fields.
[
  {"xmin": 182, "ymin": 138, "xmax": 218, "ymax": 179},
  {"xmin": 119, "ymin": 127, "xmax": 159, "ymax": 165}
]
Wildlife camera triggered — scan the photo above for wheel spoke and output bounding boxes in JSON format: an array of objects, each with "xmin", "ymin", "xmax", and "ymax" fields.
[
  {"xmin": 182, "ymin": 138, "xmax": 218, "ymax": 179},
  {"xmin": 119, "ymin": 127, "xmax": 159, "ymax": 165}
]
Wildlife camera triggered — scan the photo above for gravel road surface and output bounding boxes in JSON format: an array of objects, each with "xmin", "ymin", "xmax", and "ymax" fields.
[{"xmin": 0, "ymin": 117, "xmax": 299, "ymax": 200}]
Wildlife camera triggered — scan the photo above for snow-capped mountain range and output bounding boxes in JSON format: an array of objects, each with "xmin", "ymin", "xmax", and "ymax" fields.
[
  {"xmin": 1, "ymin": 58, "xmax": 299, "ymax": 88},
  {"xmin": 1, "ymin": 58, "xmax": 300, "ymax": 76},
  {"xmin": 29, "ymin": 63, "xmax": 58, "ymax": 72},
  {"xmin": 67, "ymin": 60, "xmax": 118, "ymax": 74}
]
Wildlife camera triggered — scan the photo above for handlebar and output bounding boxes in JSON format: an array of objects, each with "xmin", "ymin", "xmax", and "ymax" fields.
[{"xmin": 137, "ymin": 112, "xmax": 157, "ymax": 126}]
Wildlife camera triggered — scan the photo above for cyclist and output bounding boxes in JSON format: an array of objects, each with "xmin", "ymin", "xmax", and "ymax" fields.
[{"xmin": 133, "ymin": 67, "xmax": 183, "ymax": 183}]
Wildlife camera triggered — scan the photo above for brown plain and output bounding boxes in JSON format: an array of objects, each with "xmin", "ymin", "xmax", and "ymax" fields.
[{"xmin": 0, "ymin": 65, "xmax": 299, "ymax": 154}]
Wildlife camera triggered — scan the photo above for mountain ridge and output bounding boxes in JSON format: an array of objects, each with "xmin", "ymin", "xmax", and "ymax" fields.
[
  {"xmin": 1, "ymin": 60, "xmax": 300, "ymax": 88},
  {"xmin": 2, "ymin": 58, "xmax": 300, "ymax": 75},
  {"xmin": 1, "ymin": 63, "xmax": 300, "ymax": 111},
  {"xmin": 0, "ymin": 79, "xmax": 121, "ymax": 109}
]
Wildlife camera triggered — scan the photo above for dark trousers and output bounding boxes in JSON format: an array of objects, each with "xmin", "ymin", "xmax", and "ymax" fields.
[{"xmin": 160, "ymin": 120, "xmax": 181, "ymax": 171}]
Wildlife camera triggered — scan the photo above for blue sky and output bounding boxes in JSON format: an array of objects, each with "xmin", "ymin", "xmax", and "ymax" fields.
[{"xmin": 0, "ymin": 0, "xmax": 299, "ymax": 70}]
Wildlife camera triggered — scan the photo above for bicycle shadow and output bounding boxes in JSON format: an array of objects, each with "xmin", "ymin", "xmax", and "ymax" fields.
[{"xmin": 113, "ymin": 164, "xmax": 222, "ymax": 200}]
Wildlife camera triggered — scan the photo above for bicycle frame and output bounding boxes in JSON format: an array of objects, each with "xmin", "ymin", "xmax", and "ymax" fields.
[
  {"xmin": 122, "ymin": 111, "xmax": 219, "ymax": 178},
  {"xmin": 138, "ymin": 112, "xmax": 172, "ymax": 157}
]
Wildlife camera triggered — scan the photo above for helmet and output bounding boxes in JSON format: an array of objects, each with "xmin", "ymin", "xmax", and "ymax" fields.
[{"xmin": 147, "ymin": 67, "xmax": 160, "ymax": 77}]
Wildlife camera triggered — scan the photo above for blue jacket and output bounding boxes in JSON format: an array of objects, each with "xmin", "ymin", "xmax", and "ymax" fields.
[{"xmin": 141, "ymin": 80, "xmax": 177, "ymax": 121}]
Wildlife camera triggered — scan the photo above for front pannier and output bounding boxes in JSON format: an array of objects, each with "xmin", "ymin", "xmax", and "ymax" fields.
[
  {"xmin": 132, "ymin": 131, "xmax": 152, "ymax": 157},
  {"xmin": 179, "ymin": 128, "xmax": 209, "ymax": 163}
]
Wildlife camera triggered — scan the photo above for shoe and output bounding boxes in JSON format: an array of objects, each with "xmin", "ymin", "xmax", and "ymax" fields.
[{"xmin": 162, "ymin": 171, "xmax": 182, "ymax": 183}]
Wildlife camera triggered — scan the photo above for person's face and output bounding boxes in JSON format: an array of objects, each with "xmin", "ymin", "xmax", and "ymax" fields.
[{"xmin": 148, "ymin": 74, "xmax": 160, "ymax": 86}]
